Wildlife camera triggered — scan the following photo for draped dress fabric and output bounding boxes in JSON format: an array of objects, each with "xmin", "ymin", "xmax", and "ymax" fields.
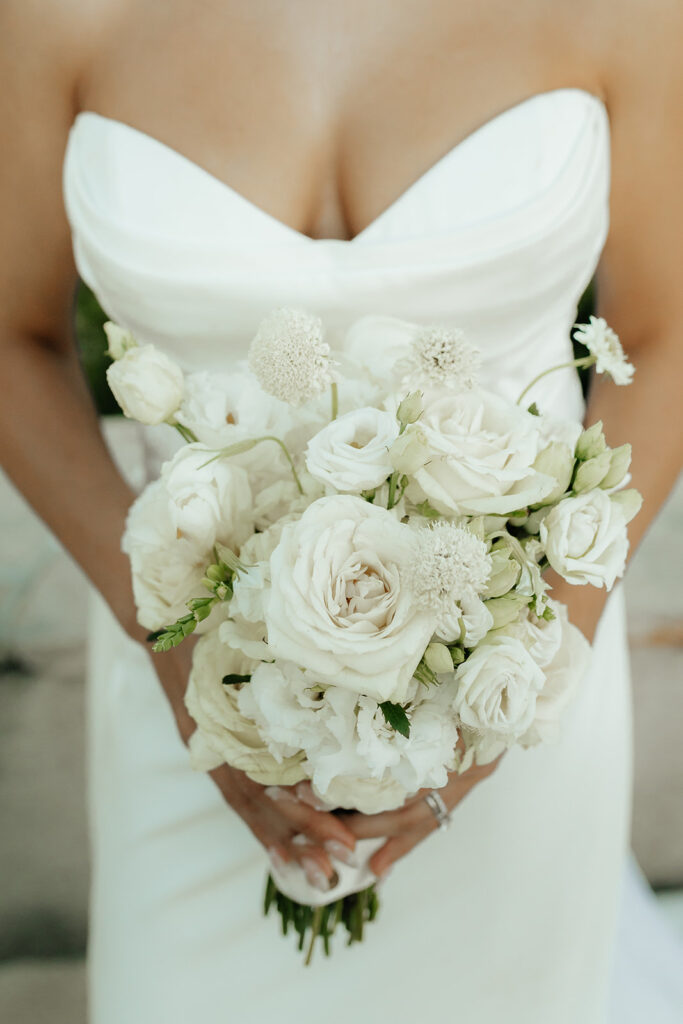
[{"xmin": 62, "ymin": 89, "xmax": 636, "ymax": 1023}]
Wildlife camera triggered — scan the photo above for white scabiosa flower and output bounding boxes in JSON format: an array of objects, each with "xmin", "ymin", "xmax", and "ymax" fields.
[
  {"xmin": 572, "ymin": 316, "xmax": 634, "ymax": 385},
  {"xmin": 248, "ymin": 307, "xmax": 333, "ymax": 405},
  {"xmin": 407, "ymin": 522, "xmax": 492, "ymax": 617},
  {"xmin": 404, "ymin": 325, "xmax": 482, "ymax": 390}
]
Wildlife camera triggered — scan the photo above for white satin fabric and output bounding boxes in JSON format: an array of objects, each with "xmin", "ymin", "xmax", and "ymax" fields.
[{"xmin": 64, "ymin": 89, "xmax": 636, "ymax": 1023}]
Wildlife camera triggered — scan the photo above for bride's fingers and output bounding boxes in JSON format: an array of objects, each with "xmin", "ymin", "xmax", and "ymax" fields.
[
  {"xmin": 368, "ymin": 825, "xmax": 433, "ymax": 878},
  {"xmin": 344, "ymin": 798, "xmax": 428, "ymax": 839},
  {"xmin": 263, "ymin": 786, "xmax": 357, "ymax": 852},
  {"xmin": 286, "ymin": 834, "xmax": 340, "ymax": 891}
]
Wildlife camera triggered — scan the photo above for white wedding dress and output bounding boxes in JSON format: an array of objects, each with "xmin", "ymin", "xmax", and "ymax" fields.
[{"xmin": 60, "ymin": 88, "xmax": 677, "ymax": 1023}]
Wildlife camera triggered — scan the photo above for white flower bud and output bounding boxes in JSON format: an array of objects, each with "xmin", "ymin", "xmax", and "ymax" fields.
[
  {"xmin": 106, "ymin": 344, "xmax": 184, "ymax": 425},
  {"xmin": 572, "ymin": 450, "xmax": 612, "ymax": 493},
  {"xmin": 610, "ymin": 488, "xmax": 643, "ymax": 524},
  {"xmin": 532, "ymin": 442, "xmax": 575, "ymax": 505},
  {"xmin": 575, "ymin": 421, "xmax": 607, "ymax": 461},
  {"xmin": 103, "ymin": 320, "xmax": 137, "ymax": 360},
  {"xmin": 599, "ymin": 444, "xmax": 632, "ymax": 490},
  {"xmin": 389, "ymin": 424, "xmax": 431, "ymax": 474},
  {"xmin": 423, "ymin": 642, "xmax": 455, "ymax": 675},
  {"xmin": 484, "ymin": 548, "xmax": 521, "ymax": 598},
  {"xmin": 396, "ymin": 391, "xmax": 424, "ymax": 427},
  {"xmin": 484, "ymin": 593, "xmax": 529, "ymax": 629}
]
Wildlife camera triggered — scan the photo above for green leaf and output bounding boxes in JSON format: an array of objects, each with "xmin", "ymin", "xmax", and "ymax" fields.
[
  {"xmin": 222, "ymin": 673, "xmax": 252, "ymax": 687},
  {"xmin": 527, "ymin": 401, "xmax": 540, "ymax": 416},
  {"xmin": 413, "ymin": 499, "xmax": 441, "ymax": 520},
  {"xmin": 379, "ymin": 701, "xmax": 411, "ymax": 738}
]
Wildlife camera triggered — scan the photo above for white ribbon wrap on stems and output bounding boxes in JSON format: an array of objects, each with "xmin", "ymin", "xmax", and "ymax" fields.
[{"xmin": 268, "ymin": 837, "xmax": 386, "ymax": 907}]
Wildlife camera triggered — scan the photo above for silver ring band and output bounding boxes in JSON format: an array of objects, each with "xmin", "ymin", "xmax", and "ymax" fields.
[{"xmin": 423, "ymin": 790, "xmax": 452, "ymax": 831}]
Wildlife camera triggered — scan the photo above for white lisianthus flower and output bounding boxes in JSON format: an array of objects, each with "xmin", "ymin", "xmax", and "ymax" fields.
[
  {"xmin": 520, "ymin": 605, "xmax": 592, "ymax": 747},
  {"xmin": 185, "ymin": 631, "xmax": 306, "ymax": 784},
  {"xmin": 122, "ymin": 480, "xmax": 210, "ymax": 630},
  {"xmin": 573, "ymin": 316, "xmax": 635, "ymax": 385},
  {"xmin": 248, "ymin": 307, "xmax": 333, "ymax": 405},
  {"xmin": 160, "ymin": 444, "xmax": 253, "ymax": 551},
  {"xmin": 305, "ymin": 408, "xmax": 399, "ymax": 492},
  {"xmin": 237, "ymin": 661, "xmax": 325, "ymax": 763},
  {"xmin": 106, "ymin": 344, "xmax": 184, "ymax": 425},
  {"xmin": 409, "ymin": 388, "xmax": 555, "ymax": 515},
  {"xmin": 305, "ymin": 685, "xmax": 459, "ymax": 813},
  {"xmin": 539, "ymin": 489, "xmax": 641, "ymax": 589},
  {"xmin": 452, "ymin": 636, "xmax": 546, "ymax": 744},
  {"xmin": 264, "ymin": 495, "xmax": 438, "ymax": 702}
]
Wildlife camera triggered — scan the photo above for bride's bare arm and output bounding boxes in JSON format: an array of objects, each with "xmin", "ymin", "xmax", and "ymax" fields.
[
  {"xmin": 348, "ymin": 8, "xmax": 683, "ymax": 876},
  {"xmin": 0, "ymin": 3, "xmax": 353, "ymax": 886}
]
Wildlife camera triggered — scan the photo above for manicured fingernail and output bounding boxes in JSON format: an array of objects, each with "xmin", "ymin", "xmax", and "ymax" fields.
[
  {"xmin": 264, "ymin": 786, "xmax": 298, "ymax": 804},
  {"xmin": 291, "ymin": 833, "xmax": 309, "ymax": 847},
  {"xmin": 377, "ymin": 866, "xmax": 393, "ymax": 881},
  {"xmin": 267, "ymin": 847, "xmax": 288, "ymax": 873},
  {"xmin": 324, "ymin": 840, "xmax": 360, "ymax": 867},
  {"xmin": 301, "ymin": 857, "xmax": 331, "ymax": 892}
]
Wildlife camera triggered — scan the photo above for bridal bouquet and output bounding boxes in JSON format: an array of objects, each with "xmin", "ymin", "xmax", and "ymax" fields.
[{"xmin": 106, "ymin": 308, "xmax": 640, "ymax": 961}]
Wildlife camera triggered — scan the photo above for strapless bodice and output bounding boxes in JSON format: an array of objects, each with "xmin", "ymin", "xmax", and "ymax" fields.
[{"xmin": 62, "ymin": 87, "xmax": 610, "ymax": 418}]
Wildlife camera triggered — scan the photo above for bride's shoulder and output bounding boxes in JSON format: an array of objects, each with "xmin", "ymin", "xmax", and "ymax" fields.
[{"xmin": 0, "ymin": 0, "xmax": 122, "ymax": 70}]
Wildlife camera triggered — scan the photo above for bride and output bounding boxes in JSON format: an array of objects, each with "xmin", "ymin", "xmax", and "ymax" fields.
[{"xmin": 1, "ymin": 2, "xmax": 681, "ymax": 1021}]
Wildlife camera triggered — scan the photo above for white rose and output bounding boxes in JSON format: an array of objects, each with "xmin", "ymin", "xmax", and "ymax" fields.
[
  {"xmin": 539, "ymin": 489, "xmax": 630, "ymax": 589},
  {"xmin": 305, "ymin": 408, "xmax": 399, "ymax": 492},
  {"xmin": 185, "ymin": 631, "xmax": 306, "ymax": 784},
  {"xmin": 106, "ymin": 344, "xmax": 184, "ymax": 425},
  {"xmin": 453, "ymin": 636, "xmax": 546, "ymax": 743},
  {"xmin": 176, "ymin": 368, "xmax": 326, "ymax": 491},
  {"xmin": 264, "ymin": 495, "xmax": 437, "ymax": 702},
  {"xmin": 520, "ymin": 606, "xmax": 591, "ymax": 747},
  {"xmin": 122, "ymin": 480, "xmax": 210, "ymax": 630},
  {"xmin": 160, "ymin": 444, "xmax": 254, "ymax": 551},
  {"xmin": 410, "ymin": 388, "xmax": 555, "ymax": 515}
]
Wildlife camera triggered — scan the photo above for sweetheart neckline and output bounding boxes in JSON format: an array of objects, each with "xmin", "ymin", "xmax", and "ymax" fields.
[{"xmin": 70, "ymin": 87, "xmax": 607, "ymax": 246}]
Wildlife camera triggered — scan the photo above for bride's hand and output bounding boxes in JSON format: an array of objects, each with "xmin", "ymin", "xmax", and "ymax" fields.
[
  {"xmin": 149, "ymin": 637, "xmax": 357, "ymax": 892},
  {"xmin": 341, "ymin": 747, "xmax": 503, "ymax": 879}
]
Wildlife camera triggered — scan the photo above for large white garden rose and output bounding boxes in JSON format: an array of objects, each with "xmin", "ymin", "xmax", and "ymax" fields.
[
  {"xmin": 160, "ymin": 444, "xmax": 254, "ymax": 550},
  {"xmin": 410, "ymin": 388, "xmax": 555, "ymax": 515},
  {"xmin": 264, "ymin": 495, "xmax": 438, "ymax": 702},
  {"xmin": 305, "ymin": 408, "xmax": 399, "ymax": 492},
  {"xmin": 453, "ymin": 635, "xmax": 546, "ymax": 743},
  {"xmin": 185, "ymin": 632, "xmax": 306, "ymax": 784},
  {"xmin": 539, "ymin": 489, "xmax": 630, "ymax": 589},
  {"xmin": 106, "ymin": 344, "xmax": 184, "ymax": 425}
]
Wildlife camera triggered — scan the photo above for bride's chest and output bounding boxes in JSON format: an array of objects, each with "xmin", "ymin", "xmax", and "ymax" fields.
[{"xmin": 80, "ymin": 0, "xmax": 585, "ymax": 243}]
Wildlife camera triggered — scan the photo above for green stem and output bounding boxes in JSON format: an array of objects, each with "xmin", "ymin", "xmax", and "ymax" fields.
[
  {"xmin": 200, "ymin": 435, "xmax": 304, "ymax": 494},
  {"xmin": 516, "ymin": 356, "xmax": 596, "ymax": 407},
  {"xmin": 305, "ymin": 906, "xmax": 324, "ymax": 966},
  {"xmin": 386, "ymin": 471, "xmax": 399, "ymax": 510},
  {"xmin": 171, "ymin": 421, "xmax": 198, "ymax": 443},
  {"xmin": 330, "ymin": 381, "xmax": 339, "ymax": 421}
]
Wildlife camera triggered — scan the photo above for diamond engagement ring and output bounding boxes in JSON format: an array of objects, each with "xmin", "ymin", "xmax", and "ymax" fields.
[{"xmin": 423, "ymin": 790, "xmax": 452, "ymax": 831}]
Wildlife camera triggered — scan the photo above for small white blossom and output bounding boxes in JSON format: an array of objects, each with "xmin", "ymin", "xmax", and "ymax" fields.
[
  {"xmin": 406, "ymin": 522, "xmax": 491, "ymax": 616},
  {"xmin": 405, "ymin": 325, "xmax": 482, "ymax": 390},
  {"xmin": 248, "ymin": 307, "xmax": 333, "ymax": 405},
  {"xmin": 572, "ymin": 316, "xmax": 634, "ymax": 385}
]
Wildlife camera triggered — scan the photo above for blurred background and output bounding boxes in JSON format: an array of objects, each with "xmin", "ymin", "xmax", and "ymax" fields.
[{"xmin": 0, "ymin": 284, "xmax": 681, "ymax": 1022}]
